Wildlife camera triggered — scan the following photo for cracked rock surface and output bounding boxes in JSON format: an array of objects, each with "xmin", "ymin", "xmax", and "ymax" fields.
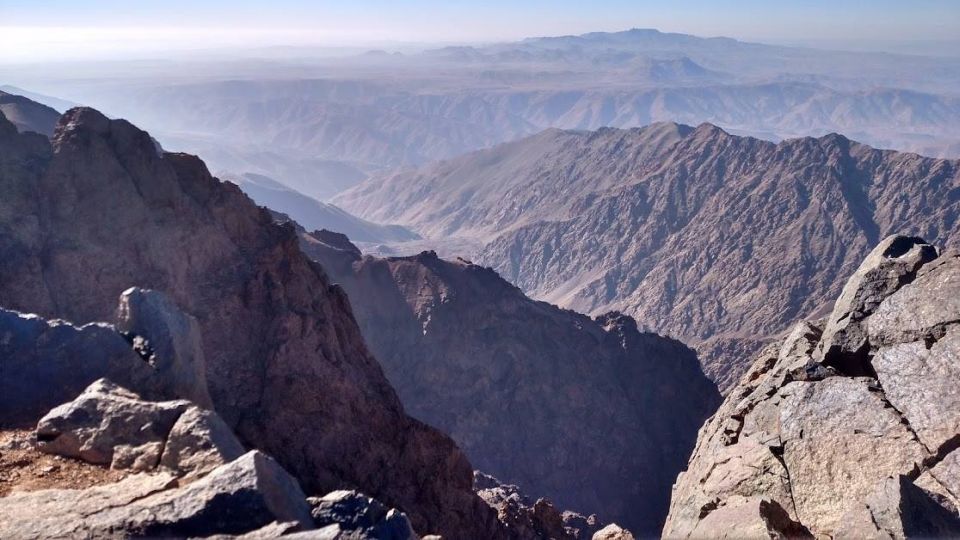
[
  {"xmin": 37, "ymin": 378, "xmax": 244, "ymax": 478},
  {"xmin": 663, "ymin": 236, "xmax": 960, "ymax": 538}
]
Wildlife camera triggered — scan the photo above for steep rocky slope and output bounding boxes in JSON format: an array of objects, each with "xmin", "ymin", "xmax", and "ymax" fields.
[
  {"xmin": 0, "ymin": 107, "xmax": 501, "ymax": 538},
  {"xmin": 337, "ymin": 124, "xmax": 960, "ymax": 390},
  {"xmin": 298, "ymin": 228, "xmax": 720, "ymax": 536},
  {"xmin": 663, "ymin": 236, "xmax": 960, "ymax": 538},
  {"xmin": 0, "ymin": 90, "xmax": 60, "ymax": 137}
]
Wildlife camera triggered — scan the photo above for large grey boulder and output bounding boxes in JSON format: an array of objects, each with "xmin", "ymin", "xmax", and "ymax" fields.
[
  {"xmin": 160, "ymin": 404, "xmax": 247, "ymax": 480},
  {"xmin": 37, "ymin": 378, "xmax": 189, "ymax": 469},
  {"xmin": 664, "ymin": 237, "xmax": 960, "ymax": 538},
  {"xmin": 0, "ymin": 450, "xmax": 314, "ymax": 538},
  {"xmin": 816, "ymin": 235, "xmax": 937, "ymax": 374},
  {"xmin": 37, "ymin": 378, "xmax": 243, "ymax": 477},
  {"xmin": 116, "ymin": 287, "xmax": 213, "ymax": 408}
]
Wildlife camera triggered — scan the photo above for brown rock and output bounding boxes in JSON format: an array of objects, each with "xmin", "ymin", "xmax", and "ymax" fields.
[{"xmin": 0, "ymin": 108, "xmax": 500, "ymax": 538}]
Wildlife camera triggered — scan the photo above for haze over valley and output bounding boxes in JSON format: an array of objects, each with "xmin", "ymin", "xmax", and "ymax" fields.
[{"xmin": 2, "ymin": 2, "xmax": 960, "ymax": 538}]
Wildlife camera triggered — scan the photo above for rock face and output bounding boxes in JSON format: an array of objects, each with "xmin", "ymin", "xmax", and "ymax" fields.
[
  {"xmin": 335, "ymin": 124, "xmax": 960, "ymax": 390},
  {"xmin": 36, "ymin": 379, "xmax": 244, "ymax": 478},
  {"xmin": 663, "ymin": 236, "xmax": 960, "ymax": 538},
  {"xmin": 0, "ymin": 108, "xmax": 499, "ymax": 538},
  {"xmin": 301, "ymin": 230, "xmax": 720, "ymax": 536},
  {"xmin": 2, "ymin": 374, "xmax": 425, "ymax": 539}
]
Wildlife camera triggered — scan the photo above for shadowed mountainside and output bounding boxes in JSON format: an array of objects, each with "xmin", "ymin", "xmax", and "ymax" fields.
[{"xmin": 296, "ymin": 227, "xmax": 720, "ymax": 536}]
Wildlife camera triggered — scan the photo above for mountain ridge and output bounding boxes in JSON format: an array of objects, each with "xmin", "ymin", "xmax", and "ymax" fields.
[{"xmin": 336, "ymin": 122, "xmax": 960, "ymax": 390}]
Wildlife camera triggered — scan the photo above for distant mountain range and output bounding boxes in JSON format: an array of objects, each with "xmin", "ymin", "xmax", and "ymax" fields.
[
  {"xmin": 10, "ymin": 28, "xmax": 959, "ymax": 199},
  {"xmin": 335, "ymin": 122, "xmax": 960, "ymax": 390}
]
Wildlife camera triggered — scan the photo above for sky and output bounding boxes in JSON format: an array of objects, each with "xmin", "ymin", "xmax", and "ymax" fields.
[{"xmin": 1, "ymin": 0, "xmax": 959, "ymax": 62}]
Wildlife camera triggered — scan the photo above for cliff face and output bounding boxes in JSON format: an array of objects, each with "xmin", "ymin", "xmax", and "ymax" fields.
[
  {"xmin": 336, "ymin": 124, "xmax": 960, "ymax": 391},
  {"xmin": 663, "ymin": 236, "xmax": 960, "ymax": 538},
  {"xmin": 300, "ymin": 229, "xmax": 720, "ymax": 536},
  {"xmin": 0, "ymin": 108, "xmax": 500, "ymax": 538}
]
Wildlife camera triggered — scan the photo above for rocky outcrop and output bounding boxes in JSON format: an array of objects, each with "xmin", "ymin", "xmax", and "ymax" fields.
[
  {"xmin": 0, "ymin": 288, "xmax": 208, "ymax": 427},
  {"xmin": 0, "ymin": 450, "xmax": 314, "ymax": 539},
  {"xmin": 308, "ymin": 490, "xmax": 417, "ymax": 539},
  {"xmin": 301, "ymin": 230, "xmax": 719, "ymax": 536},
  {"xmin": 36, "ymin": 379, "xmax": 244, "ymax": 478},
  {"xmin": 2, "ymin": 373, "xmax": 426, "ymax": 539},
  {"xmin": 0, "ymin": 108, "xmax": 500, "ymax": 538},
  {"xmin": 474, "ymin": 472, "xmax": 602, "ymax": 540},
  {"xmin": 663, "ymin": 236, "xmax": 960, "ymax": 538},
  {"xmin": 335, "ymin": 124, "xmax": 960, "ymax": 390}
]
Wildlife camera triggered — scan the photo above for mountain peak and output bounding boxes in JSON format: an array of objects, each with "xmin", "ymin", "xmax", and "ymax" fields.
[{"xmin": 55, "ymin": 106, "xmax": 111, "ymax": 137}]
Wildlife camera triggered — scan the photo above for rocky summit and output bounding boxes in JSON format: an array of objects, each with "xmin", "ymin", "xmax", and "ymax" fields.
[
  {"xmin": 663, "ymin": 235, "xmax": 960, "ymax": 538},
  {"xmin": 298, "ymin": 227, "xmax": 720, "ymax": 536},
  {"xmin": 0, "ymin": 107, "xmax": 502, "ymax": 538}
]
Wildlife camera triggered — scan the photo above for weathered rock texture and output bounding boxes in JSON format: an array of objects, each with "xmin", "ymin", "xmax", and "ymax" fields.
[
  {"xmin": 474, "ymin": 472, "xmax": 603, "ymax": 540},
  {"xmin": 335, "ymin": 124, "xmax": 960, "ymax": 390},
  {"xmin": 0, "ymin": 108, "xmax": 499, "ymax": 538},
  {"xmin": 0, "ymin": 450, "xmax": 315, "ymax": 539},
  {"xmin": 663, "ymin": 236, "xmax": 960, "ymax": 538},
  {"xmin": 301, "ymin": 229, "xmax": 720, "ymax": 536},
  {"xmin": 36, "ymin": 379, "xmax": 244, "ymax": 478}
]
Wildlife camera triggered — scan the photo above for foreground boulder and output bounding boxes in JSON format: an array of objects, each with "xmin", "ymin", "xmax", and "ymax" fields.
[
  {"xmin": 36, "ymin": 379, "xmax": 244, "ymax": 478},
  {"xmin": 0, "ymin": 108, "xmax": 500, "ymax": 537},
  {"xmin": 663, "ymin": 236, "xmax": 960, "ymax": 538},
  {"xmin": 0, "ymin": 450, "xmax": 313, "ymax": 539}
]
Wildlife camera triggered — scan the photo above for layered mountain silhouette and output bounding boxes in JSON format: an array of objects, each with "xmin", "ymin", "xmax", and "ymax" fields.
[
  {"xmin": 336, "ymin": 123, "xmax": 960, "ymax": 390},
  {"xmin": 222, "ymin": 171, "xmax": 418, "ymax": 243},
  {"xmin": 0, "ymin": 89, "xmax": 60, "ymax": 137},
  {"xmin": 295, "ymin": 227, "xmax": 719, "ymax": 535},
  {"xmin": 28, "ymin": 28, "xmax": 960, "ymax": 199}
]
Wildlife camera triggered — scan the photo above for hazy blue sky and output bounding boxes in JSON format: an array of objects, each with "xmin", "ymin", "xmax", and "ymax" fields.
[{"xmin": 2, "ymin": 0, "xmax": 958, "ymax": 61}]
